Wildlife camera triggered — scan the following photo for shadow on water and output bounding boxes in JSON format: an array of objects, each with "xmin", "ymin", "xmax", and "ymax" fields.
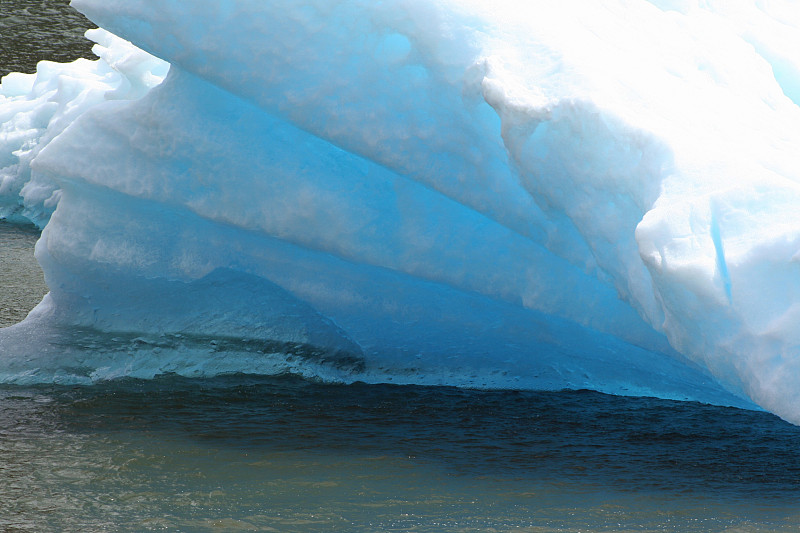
[
  {"xmin": 4, "ymin": 377, "xmax": 800, "ymax": 531},
  {"xmin": 20, "ymin": 374, "xmax": 800, "ymax": 501},
  {"xmin": 3, "ymin": 3, "xmax": 800, "ymax": 531}
]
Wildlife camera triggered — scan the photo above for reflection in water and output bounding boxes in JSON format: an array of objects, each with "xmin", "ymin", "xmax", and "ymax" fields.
[
  {"xmin": 0, "ymin": 221, "xmax": 47, "ymax": 327},
  {"xmin": 1, "ymin": 375, "xmax": 800, "ymax": 532}
]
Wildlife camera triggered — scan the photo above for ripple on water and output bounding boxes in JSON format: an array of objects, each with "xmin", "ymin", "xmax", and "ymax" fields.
[
  {"xmin": 1, "ymin": 376, "xmax": 800, "ymax": 532},
  {"xmin": 0, "ymin": 0, "xmax": 97, "ymax": 78},
  {"xmin": 0, "ymin": 221, "xmax": 48, "ymax": 327}
]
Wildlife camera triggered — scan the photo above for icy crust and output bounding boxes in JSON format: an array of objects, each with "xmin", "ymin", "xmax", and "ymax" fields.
[
  {"xmin": 0, "ymin": 28, "xmax": 168, "ymax": 226},
  {"xmin": 12, "ymin": 67, "xmax": 738, "ymax": 407},
  {"xmin": 3, "ymin": 0, "xmax": 800, "ymax": 420}
]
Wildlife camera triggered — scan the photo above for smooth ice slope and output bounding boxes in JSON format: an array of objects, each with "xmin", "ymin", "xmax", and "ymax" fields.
[{"xmin": 3, "ymin": 1, "xmax": 800, "ymax": 421}]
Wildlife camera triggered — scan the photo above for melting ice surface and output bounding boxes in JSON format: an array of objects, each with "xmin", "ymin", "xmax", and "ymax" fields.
[{"xmin": 2, "ymin": 0, "xmax": 800, "ymax": 423}]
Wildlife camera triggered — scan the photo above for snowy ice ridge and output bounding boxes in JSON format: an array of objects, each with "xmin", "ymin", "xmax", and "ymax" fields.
[{"xmin": 2, "ymin": 0, "xmax": 800, "ymax": 423}]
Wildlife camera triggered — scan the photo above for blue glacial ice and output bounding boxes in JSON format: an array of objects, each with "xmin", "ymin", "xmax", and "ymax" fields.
[{"xmin": 3, "ymin": 0, "xmax": 800, "ymax": 422}]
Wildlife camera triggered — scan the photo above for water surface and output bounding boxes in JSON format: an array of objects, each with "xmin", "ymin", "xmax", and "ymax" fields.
[
  {"xmin": 0, "ymin": 221, "xmax": 47, "ymax": 327},
  {"xmin": 0, "ymin": 0, "xmax": 96, "ymax": 78},
  {"xmin": 3, "ymin": 4, "xmax": 800, "ymax": 533},
  {"xmin": 2, "ymin": 375, "xmax": 800, "ymax": 532}
]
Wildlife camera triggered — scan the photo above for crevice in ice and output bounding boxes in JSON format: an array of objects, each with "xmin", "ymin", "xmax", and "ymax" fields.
[
  {"xmin": 709, "ymin": 205, "xmax": 733, "ymax": 304},
  {"xmin": 483, "ymin": 81, "xmax": 674, "ymax": 327}
]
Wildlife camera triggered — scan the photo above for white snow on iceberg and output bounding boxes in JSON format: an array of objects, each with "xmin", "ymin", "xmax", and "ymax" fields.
[
  {"xmin": 2, "ymin": 0, "xmax": 800, "ymax": 423},
  {"xmin": 0, "ymin": 28, "xmax": 167, "ymax": 226}
]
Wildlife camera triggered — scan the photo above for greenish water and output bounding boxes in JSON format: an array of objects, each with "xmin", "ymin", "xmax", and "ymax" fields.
[
  {"xmin": 3, "ymin": 375, "xmax": 800, "ymax": 533},
  {"xmin": 4, "ymin": 4, "xmax": 800, "ymax": 532},
  {"xmin": 3, "ymin": 225, "xmax": 800, "ymax": 532},
  {"xmin": 0, "ymin": 221, "xmax": 48, "ymax": 327}
]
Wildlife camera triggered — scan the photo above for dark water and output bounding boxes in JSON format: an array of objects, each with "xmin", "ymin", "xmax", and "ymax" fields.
[
  {"xmin": 2, "ymin": 374, "xmax": 800, "ymax": 532},
  {"xmin": 0, "ymin": 0, "xmax": 97, "ymax": 78},
  {"xmin": 29, "ymin": 376, "xmax": 800, "ymax": 499},
  {"xmin": 4, "ymin": 220, "xmax": 799, "ymax": 530},
  {"xmin": 4, "ymin": 4, "xmax": 800, "ymax": 533}
]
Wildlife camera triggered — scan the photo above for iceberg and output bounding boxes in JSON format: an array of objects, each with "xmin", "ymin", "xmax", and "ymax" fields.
[{"xmin": 2, "ymin": 0, "xmax": 800, "ymax": 422}]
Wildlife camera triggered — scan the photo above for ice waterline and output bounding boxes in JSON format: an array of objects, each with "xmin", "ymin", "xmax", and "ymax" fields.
[{"xmin": 2, "ymin": 0, "xmax": 800, "ymax": 423}]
